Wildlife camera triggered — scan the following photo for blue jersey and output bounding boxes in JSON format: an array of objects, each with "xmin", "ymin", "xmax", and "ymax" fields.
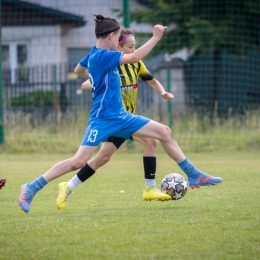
[
  {"xmin": 80, "ymin": 47, "xmax": 124, "ymax": 118},
  {"xmin": 79, "ymin": 47, "xmax": 150, "ymax": 146}
]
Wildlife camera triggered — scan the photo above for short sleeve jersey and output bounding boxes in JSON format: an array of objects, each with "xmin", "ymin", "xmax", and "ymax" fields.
[
  {"xmin": 118, "ymin": 61, "xmax": 153, "ymax": 114},
  {"xmin": 80, "ymin": 47, "xmax": 124, "ymax": 118}
]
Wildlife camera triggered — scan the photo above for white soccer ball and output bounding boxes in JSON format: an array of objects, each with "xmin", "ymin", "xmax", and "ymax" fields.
[{"xmin": 161, "ymin": 173, "xmax": 188, "ymax": 200}]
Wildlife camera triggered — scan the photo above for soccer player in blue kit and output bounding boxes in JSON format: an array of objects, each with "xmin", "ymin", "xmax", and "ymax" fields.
[
  {"xmin": 19, "ymin": 14, "xmax": 222, "ymax": 213},
  {"xmin": 62, "ymin": 27, "xmax": 175, "ymax": 205}
]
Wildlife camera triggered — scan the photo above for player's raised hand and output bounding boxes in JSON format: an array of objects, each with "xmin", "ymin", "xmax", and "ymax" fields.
[{"xmin": 153, "ymin": 25, "xmax": 167, "ymax": 40}]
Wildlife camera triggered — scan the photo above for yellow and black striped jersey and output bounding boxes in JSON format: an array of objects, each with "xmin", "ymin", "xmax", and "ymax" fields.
[{"xmin": 118, "ymin": 60, "xmax": 153, "ymax": 114}]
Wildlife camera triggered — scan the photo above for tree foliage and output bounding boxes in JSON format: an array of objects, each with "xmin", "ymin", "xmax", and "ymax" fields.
[{"xmin": 130, "ymin": 0, "xmax": 260, "ymax": 56}]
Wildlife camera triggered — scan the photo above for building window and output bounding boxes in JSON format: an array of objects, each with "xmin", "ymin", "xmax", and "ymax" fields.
[
  {"xmin": 2, "ymin": 45, "xmax": 11, "ymax": 82},
  {"xmin": 2, "ymin": 42, "xmax": 30, "ymax": 83},
  {"xmin": 17, "ymin": 44, "xmax": 29, "ymax": 82}
]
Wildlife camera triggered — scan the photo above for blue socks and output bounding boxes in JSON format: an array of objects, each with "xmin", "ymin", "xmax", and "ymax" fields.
[
  {"xmin": 178, "ymin": 158, "xmax": 205, "ymax": 179},
  {"xmin": 28, "ymin": 176, "xmax": 48, "ymax": 192}
]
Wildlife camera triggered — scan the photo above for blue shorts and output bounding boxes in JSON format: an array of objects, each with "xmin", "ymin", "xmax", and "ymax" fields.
[{"xmin": 81, "ymin": 111, "xmax": 150, "ymax": 146}]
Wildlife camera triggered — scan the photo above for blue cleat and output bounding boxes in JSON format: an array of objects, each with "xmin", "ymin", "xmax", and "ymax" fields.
[
  {"xmin": 19, "ymin": 184, "xmax": 37, "ymax": 213},
  {"xmin": 188, "ymin": 173, "xmax": 223, "ymax": 189}
]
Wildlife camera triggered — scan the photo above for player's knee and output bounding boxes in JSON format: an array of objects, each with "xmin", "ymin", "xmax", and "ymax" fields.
[
  {"xmin": 145, "ymin": 139, "xmax": 158, "ymax": 150},
  {"xmin": 100, "ymin": 154, "xmax": 112, "ymax": 164},
  {"xmin": 162, "ymin": 125, "xmax": 173, "ymax": 140},
  {"xmin": 94, "ymin": 152, "xmax": 112, "ymax": 166}
]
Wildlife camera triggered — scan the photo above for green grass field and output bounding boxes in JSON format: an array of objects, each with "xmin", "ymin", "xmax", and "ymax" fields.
[{"xmin": 0, "ymin": 151, "xmax": 260, "ymax": 260}]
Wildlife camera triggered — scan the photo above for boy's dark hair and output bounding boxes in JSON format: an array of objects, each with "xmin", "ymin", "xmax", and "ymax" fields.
[
  {"xmin": 119, "ymin": 28, "xmax": 134, "ymax": 45},
  {"xmin": 94, "ymin": 14, "xmax": 120, "ymax": 39}
]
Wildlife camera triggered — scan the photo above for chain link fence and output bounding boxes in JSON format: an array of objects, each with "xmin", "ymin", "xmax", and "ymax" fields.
[{"xmin": 1, "ymin": 0, "xmax": 259, "ymax": 152}]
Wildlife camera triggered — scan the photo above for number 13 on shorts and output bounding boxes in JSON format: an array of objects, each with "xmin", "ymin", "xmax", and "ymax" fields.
[{"xmin": 87, "ymin": 129, "xmax": 98, "ymax": 143}]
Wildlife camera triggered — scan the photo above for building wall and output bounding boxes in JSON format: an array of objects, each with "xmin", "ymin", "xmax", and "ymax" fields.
[
  {"xmin": 21, "ymin": 0, "xmax": 151, "ymax": 54},
  {"xmin": 2, "ymin": 26, "xmax": 63, "ymax": 66},
  {"xmin": 2, "ymin": 0, "xmax": 151, "ymax": 69},
  {"xmin": 2, "ymin": 0, "xmax": 187, "ymax": 115}
]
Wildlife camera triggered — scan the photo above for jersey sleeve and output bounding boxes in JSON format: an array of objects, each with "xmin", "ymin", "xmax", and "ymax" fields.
[
  {"xmin": 79, "ymin": 55, "xmax": 90, "ymax": 68},
  {"xmin": 138, "ymin": 60, "xmax": 153, "ymax": 81},
  {"xmin": 97, "ymin": 50, "xmax": 123, "ymax": 71}
]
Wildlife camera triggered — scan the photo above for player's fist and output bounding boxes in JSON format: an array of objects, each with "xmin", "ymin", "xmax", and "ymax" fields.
[
  {"xmin": 153, "ymin": 25, "xmax": 167, "ymax": 40},
  {"xmin": 161, "ymin": 92, "xmax": 174, "ymax": 100}
]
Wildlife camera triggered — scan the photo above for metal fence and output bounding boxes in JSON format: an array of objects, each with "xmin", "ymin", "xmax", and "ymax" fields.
[{"xmin": 1, "ymin": 0, "xmax": 260, "ymax": 147}]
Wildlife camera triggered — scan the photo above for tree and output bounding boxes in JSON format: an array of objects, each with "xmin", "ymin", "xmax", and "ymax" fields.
[
  {"xmin": 129, "ymin": 0, "xmax": 260, "ymax": 118},
  {"xmin": 131, "ymin": 0, "xmax": 259, "ymax": 57}
]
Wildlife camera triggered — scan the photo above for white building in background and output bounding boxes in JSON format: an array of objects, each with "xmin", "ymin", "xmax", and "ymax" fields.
[
  {"xmin": 2, "ymin": 0, "xmax": 152, "ymax": 83},
  {"xmin": 2, "ymin": 0, "xmax": 186, "ymax": 116}
]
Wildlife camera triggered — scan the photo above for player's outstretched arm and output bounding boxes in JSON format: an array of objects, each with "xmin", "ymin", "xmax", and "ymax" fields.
[
  {"xmin": 121, "ymin": 25, "xmax": 167, "ymax": 65},
  {"xmin": 147, "ymin": 78, "xmax": 174, "ymax": 100}
]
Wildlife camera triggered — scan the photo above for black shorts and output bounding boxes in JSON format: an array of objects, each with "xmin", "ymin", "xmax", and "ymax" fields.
[{"xmin": 104, "ymin": 135, "xmax": 133, "ymax": 149}]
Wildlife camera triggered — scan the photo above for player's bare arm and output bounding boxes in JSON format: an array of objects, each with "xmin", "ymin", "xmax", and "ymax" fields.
[
  {"xmin": 74, "ymin": 64, "xmax": 89, "ymax": 79},
  {"xmin": 82, "ymin": 79, "xmax": 93, "ymax": 91},
  {"xmin": 147, "ymin": 78, "xmax": 174, "ymax": 100},
  {"xmin": 121, "ymin": 25, "xmax": 167, "ymax": 65}
]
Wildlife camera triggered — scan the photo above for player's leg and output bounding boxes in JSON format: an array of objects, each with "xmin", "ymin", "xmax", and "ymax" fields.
[
  {"xmin": 0, "ymin": 178, "xmax": 6, "ymax": 190},
  {"xmin": 56, "ymin": 142, "xmax": 118, "ymax": 210},
  {"xmin": 133, "ymin": 136, "xmax": 171, "ymax": 201},
  {"xmin": 133, "ymin": 136, "xmax": 158, "ymax": 186},
  {"xmin": 88, "ymin": 138, "xmax": 123, "ymax": 170},
  {"xmin": 133, "ymin": 120, "xmax": 185, "ymax": 162},
  {"xmin": 44, "ymin": 145, "xmax": 97, "ymax": 182},
  {"xmin": 19, "ymin": 145, "xmax": 97, "ymax": 213},
  {"xmin": 57, "ymin": 137, "xmax": 126, "ymax": 209},
  {"xmin": 133, "ymin": 120, "xmax": 223, "ymax": 188}
]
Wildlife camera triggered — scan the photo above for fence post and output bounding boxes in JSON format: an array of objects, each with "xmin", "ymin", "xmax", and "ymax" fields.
[
  {"xmin": 52, "ymin": 64, "xmax": 58, "ymax": 131},
  {"xmin": 166, "ymin": 67, "xmax": 173, "ymax": 129},
  {"xmin": 123, "ymin": 0, "xmax": 133, "ymax": 148},
  {"xmin": 123, "ymin": 0, "xmax": 130, "ymax": 28},
  {"xmin": 0, "ymin": 9, "xmax": 4, "ymax": 144}
]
